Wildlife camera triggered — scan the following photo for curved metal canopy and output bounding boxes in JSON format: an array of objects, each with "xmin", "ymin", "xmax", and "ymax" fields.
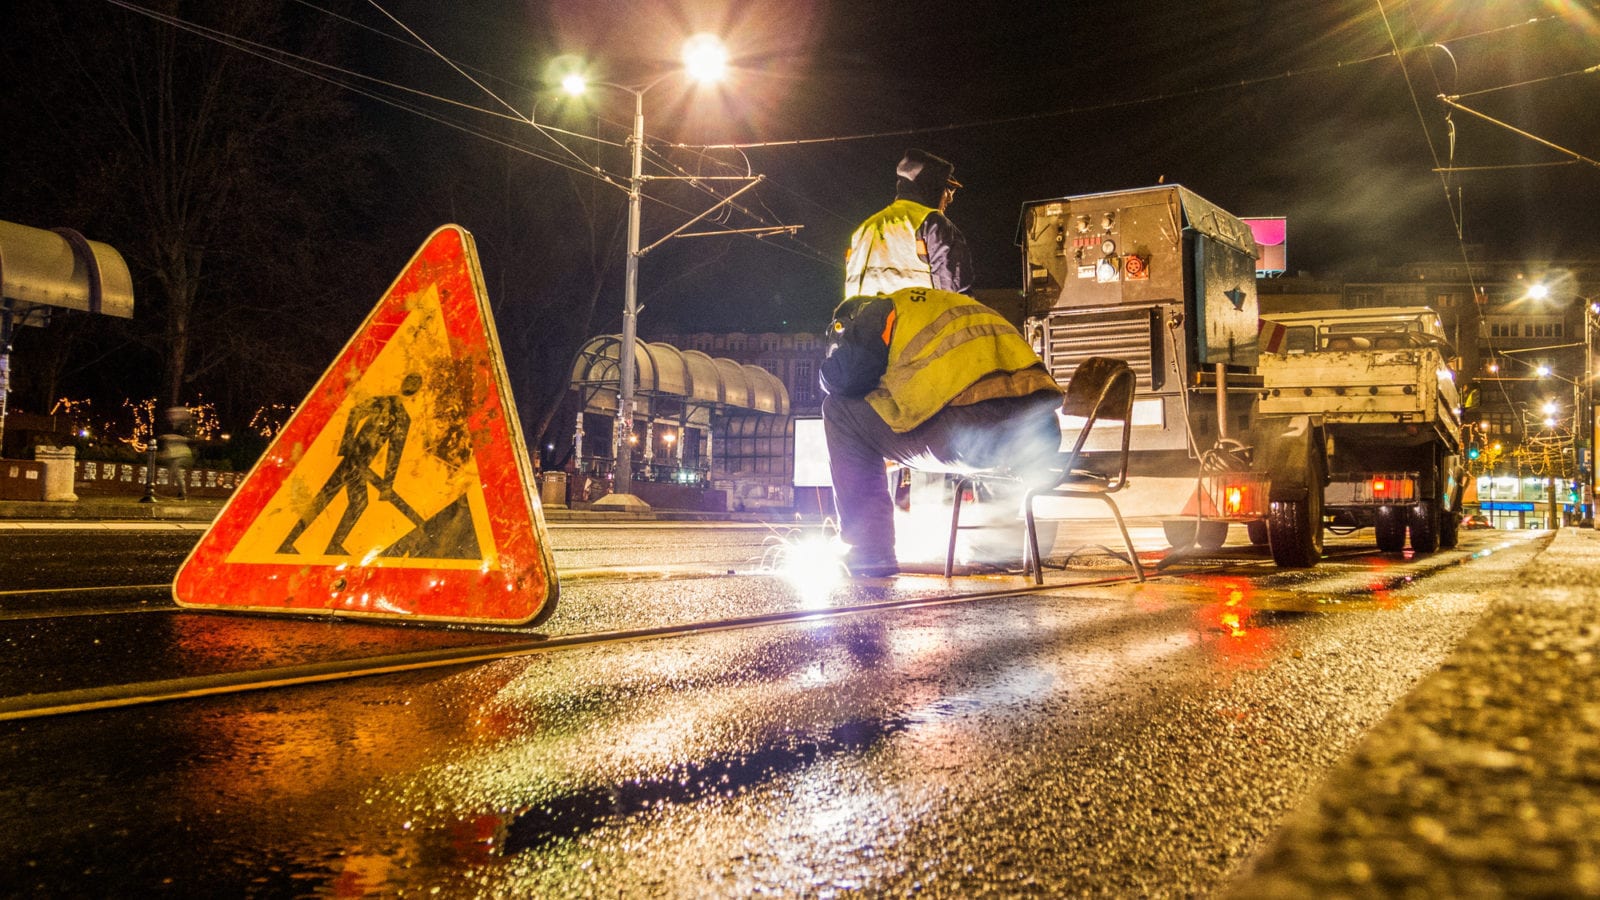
[{"xmin": 571, "ymin": 335, "xmax": 789, "ymax": 416}]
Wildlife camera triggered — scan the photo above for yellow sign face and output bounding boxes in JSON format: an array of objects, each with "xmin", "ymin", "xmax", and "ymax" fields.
[
  {"xmin": 227, "ymin": 284, "xmax": 497, "ymax": 569},
  {"xmin": 174, "ymin": 225, "xmax": 557, "ymax": 625}
]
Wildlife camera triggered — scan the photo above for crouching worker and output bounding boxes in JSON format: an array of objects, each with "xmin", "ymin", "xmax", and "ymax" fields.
[{"xmin": 821, "ymin": 287, "xmax": 1064, "ymax": 577}]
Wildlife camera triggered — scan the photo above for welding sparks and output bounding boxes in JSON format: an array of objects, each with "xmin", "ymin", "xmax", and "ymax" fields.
[{"xmin": 757, "ymin": 522, "xmax": 849, "ymax": 606}]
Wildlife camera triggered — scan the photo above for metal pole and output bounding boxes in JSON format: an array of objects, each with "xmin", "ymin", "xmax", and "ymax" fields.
[
  {"xmin": 0, "ymin": 303, "xmax": 12, "ymax": 458},
  {"xmin": 614, "ymin": 89, "xmax": 644, "ymax": 498},
  {"xmin": 141, "ymin": 440, "xmax": 157, "ymax": 503},
  {"xmin": 1587, "ymin": 304, "xmax": 1595, "ymax": 525}
]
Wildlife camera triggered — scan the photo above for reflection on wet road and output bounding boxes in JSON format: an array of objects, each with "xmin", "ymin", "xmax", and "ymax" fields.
[{"xmin": 0, "ymin": 528, "xmax": 1546, "ymax": 895}]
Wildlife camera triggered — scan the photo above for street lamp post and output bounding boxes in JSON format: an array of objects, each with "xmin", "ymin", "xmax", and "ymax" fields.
[
  {"xmin": 615, "ymin": 84, "xmax": 645, "ymax": 500},
  {"xmin": 563, "ymin": 35, "xmax": 728, "ymax": 505}
]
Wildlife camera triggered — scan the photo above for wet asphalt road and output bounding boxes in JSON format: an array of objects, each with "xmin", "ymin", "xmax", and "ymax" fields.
[{"xmin": 0, "ymin": 523, "xmax": 1553, "ymax": 895}]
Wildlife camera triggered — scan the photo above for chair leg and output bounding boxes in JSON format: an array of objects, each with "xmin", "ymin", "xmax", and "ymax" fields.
[
  {"xmin": 946, "ymin": 477, "xmax": 969, "ymax": 578},
  {"xmin": 1024, "ymin": 489, "xmax": 1043, "ymax": 585},
  {"xmin": 1101, "ymin": 496, "xmax": 1145, "ymax": 582}
]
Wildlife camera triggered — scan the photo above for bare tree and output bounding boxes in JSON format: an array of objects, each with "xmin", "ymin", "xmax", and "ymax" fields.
[{"xmin": 1, "ymin": 0, "xmax": 387, "ymax": 414}]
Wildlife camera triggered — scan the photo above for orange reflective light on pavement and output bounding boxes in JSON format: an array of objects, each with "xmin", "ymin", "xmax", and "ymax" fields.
[{"xmin": 173, "ymin": 225, "xmax": 558, "ymax": 625}]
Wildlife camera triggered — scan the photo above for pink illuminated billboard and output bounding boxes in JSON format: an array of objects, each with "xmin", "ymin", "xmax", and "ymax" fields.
[{"xmin": 1244, "ymin": 217, "xmax": 1286, "ymax": 275}]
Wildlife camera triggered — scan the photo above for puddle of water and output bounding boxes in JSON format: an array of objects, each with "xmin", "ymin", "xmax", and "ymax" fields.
[{"xmin": 497, "ymin": 714, "xmax": 910, "ymax": 855}]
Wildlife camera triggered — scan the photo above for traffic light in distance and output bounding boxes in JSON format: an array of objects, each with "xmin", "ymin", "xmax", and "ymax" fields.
[{"xmin": 1467, "ymin": 446, "xmax": 1481, "ymax": 460}]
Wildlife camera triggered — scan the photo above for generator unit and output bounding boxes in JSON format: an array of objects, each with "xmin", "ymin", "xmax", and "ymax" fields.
[{"xmin": 1019, "ymin": 185, "xmax": 1325, "ymax": 564}]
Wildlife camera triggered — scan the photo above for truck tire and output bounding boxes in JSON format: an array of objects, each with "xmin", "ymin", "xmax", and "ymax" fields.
[
  {"xmin": 1268, "ymin": 497, "xmax": 1323, "ymax": 567},
  {"xmin": 1246, "ymin": 520, "xmax": 1269, "ymax": 546},
  {"xmin": 1268, "ymin": 439, "xmax": 1325, "ymax": 568},
  {"xmin": 1375, "ymin": 506, "xmax": 1407, "ymax": 553},
  {"xmin": 1409, "ymin": 501, "xmax": 1441, "ymax": 553},
  {"xmin": 1163, "ymin": 519, "xmax": 1229, "ymax": 550}
]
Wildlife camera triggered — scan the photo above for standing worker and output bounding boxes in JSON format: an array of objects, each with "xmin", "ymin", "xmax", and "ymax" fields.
[
  {"xmin": 844, "ymin": 149, "xmax": 974, "ymax": 298},
  {"xmin": 821, "ymin": 287, "xmax": 1063, "ymax": 576}
]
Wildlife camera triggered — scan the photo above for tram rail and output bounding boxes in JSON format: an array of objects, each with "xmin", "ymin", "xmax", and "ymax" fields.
[{"xmin": 0, "ymin": 541, "xmax": 1429, "ymax": 724}]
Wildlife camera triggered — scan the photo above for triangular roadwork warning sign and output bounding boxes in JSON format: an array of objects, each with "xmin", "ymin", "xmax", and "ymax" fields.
[{"xmin": 174, "ymin": 225, "xmax": 558, "ymax": 625}]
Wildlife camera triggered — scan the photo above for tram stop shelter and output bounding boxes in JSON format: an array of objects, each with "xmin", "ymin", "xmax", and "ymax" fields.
[{"xmin": 568, "ymin": 335, "xmax": 791, "ymax": 512}]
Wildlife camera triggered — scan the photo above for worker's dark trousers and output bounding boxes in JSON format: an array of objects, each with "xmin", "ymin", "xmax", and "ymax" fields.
[{"xmin": 822, "ymin": 391, "xmax": 1063, "ymax": 557}]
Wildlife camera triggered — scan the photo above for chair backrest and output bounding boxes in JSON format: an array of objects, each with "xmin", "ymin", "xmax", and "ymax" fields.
[{"xmin": 1060, "ymin": 356, "xmax": 1137, "ymax": 488}]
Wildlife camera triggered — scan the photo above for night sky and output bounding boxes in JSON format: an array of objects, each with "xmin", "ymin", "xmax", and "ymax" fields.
[
  {"xmin": 360, "ymin": 0, "xmax": 1600, "ymax": 333},
  {"xmin": 2, "ymin": 0, "xmax": 1597, "ymax": 433}
]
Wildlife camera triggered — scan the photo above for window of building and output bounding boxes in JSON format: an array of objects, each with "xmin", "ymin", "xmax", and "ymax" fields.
[
  {"xmin": 791, "ymin": 359, "xmax": 816, "ymax": 405},
  {"xmin": 1483, "ymin": 410, "xmax": 1516, "ymax": 437}
]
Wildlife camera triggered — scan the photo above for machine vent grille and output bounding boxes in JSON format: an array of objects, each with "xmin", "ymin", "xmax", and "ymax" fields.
[{"xmin": 1044, "ymin": 307, "xmax": 1162, "ymax": 390}]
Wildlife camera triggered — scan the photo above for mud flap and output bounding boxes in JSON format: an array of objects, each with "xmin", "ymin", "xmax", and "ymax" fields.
[{"xmin": 1252, "ymin": 415, "xmax": 1327, "ymax": 502}]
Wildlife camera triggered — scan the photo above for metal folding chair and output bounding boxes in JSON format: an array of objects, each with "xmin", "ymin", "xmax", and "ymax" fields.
[{"xmin": 1022, "ymin": 357, "xmax": 1144, "ymax": 584}]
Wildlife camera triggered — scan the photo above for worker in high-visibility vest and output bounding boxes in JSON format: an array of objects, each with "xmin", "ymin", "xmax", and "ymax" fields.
[
  {"xmin": 821, "ymin": 287, "xmax": 1062, "ymax": 577},
  {"xmin": 844, "ymin": 149, "xmax": 973, "ymax": 298}
]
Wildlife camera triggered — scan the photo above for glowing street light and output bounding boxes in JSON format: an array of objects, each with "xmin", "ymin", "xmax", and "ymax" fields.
[
  {"xmin": 562, "ymin": 34, "xmax": 728, "ymax": 504},
  {"xmin": 681, "ymin": 34, "xmax": 728, "ymax": 83}
]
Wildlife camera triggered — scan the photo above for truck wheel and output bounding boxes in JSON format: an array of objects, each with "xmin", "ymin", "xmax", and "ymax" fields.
[
  {"xmin": 1163, "ymin": 519, "xmax": 1228, "ymax": 550},
  {"xmin": 1439, "ymin": 508, "xmax": 1460, "ymax": 549},
  {"xmin": 1375, "ymin": 506, "xmax": 1407, "ymax": 553},
  {"xmin": 1409, "ymin": 501, "xmax": 1440, "ymax": 553},
  {"xmin": 1246, "ymin": 520, "xmax": 1269, "ymax": 546},
  {"xmin": 1268, "ymin": 498, "xmax": 1323, "ymax": 567}
]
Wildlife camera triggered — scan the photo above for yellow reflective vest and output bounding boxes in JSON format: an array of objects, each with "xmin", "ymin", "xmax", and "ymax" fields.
[
  {"xmin": 867, "ymin": 288, "xmax": 1055, "ymax": 432},
  {"xmin": 844, "ymin": 200, "xmax": 936, "ymax": 298}
]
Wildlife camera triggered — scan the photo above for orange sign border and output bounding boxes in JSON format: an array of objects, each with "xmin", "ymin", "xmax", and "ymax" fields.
[{"xmin": 173, "ymin": 225, "xmax": 558, "ymax": 625}]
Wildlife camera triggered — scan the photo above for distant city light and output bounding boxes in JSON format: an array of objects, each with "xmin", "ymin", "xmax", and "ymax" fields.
[{"xmin": 1528, "ymin": 283, "xmax": 1551, "ymax": 301}]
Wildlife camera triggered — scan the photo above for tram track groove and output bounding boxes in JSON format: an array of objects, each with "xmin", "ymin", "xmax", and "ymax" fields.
[{"xmin": 0, "ymin": 538, "xmax": 1519, "ymax": 722}]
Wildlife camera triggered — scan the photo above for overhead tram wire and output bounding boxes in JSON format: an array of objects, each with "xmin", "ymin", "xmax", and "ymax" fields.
[
  {"xmin": 1452, "ymin": 63, "xmax": 1600, "ymax": 100},
  {"xmin": 1380, "ymin": 1, "xmax": 1512, "ymax": 417},
  {"xmin": 1382, "ymin": 3, "xmax": 1552, "ymax": 425},
  {"xmin": 354, "ymin": 0, "xmax": 817, "ymax": 256},
  {"xmin": 100, "ymin": 0, "xmax": 615, "ymax": 185},
  {"xmin": 692, "ymin": 14, "xmax": 1560, "ymax": 153},
  {"xmin": 701, "ymin": 50, "xmax": 1407, "ymax": 150},
  {"xmin": 102, "ymin": 0, "xmax": 825, "ymax": 264}
]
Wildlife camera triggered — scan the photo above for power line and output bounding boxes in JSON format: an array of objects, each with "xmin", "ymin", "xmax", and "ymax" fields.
[{"xmin": 700, "ymin": 48, "xmax": 1406, "ymax": 150}]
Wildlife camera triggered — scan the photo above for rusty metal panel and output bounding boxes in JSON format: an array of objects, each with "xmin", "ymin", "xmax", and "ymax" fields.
[{"xmin": 174, "ymin": 225, "xmax": 558, "ymax": 626}]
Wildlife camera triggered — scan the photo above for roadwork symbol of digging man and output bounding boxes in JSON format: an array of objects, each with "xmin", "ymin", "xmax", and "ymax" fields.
[{"xmin": 278, "ymin": 373, "xmax": 426, "ymax": 556}]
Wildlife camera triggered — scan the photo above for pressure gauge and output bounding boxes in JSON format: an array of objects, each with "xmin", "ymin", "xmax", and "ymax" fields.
[{"xmin": 1100, "ymin": 237, "xmax": 1117, "ymax": 256}]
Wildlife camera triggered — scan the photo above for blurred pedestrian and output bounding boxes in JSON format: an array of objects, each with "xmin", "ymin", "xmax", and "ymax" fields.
[
  {"xmin": 844, "ymin": 149, "xmax": 973, "ymax": 298},
  {"xmin": 156, "ymin": 406, "xmax": 195, "ymax": 500}
]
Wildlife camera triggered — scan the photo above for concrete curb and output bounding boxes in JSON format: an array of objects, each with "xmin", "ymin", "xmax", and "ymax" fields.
[{"xmin": 1228, "ymin": 527, "xmax": 1600, "ymax": 896}]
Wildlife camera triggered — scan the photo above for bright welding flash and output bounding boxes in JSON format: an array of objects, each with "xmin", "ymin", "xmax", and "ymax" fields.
[{"xmin": 780, "ymin": 534, "xmax": 847, "ymax": 606}]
